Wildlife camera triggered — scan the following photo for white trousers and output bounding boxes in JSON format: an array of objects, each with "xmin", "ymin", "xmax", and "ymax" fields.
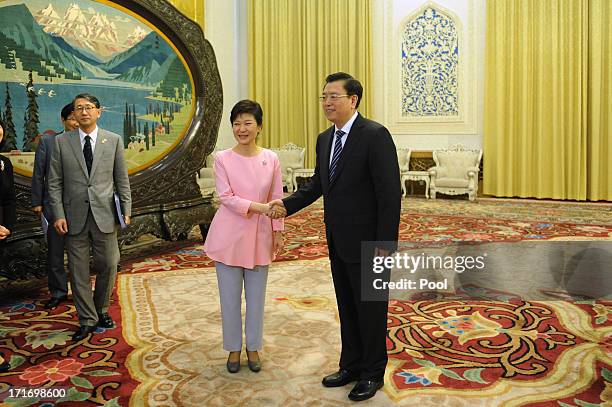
[{"xmin": 215, "ymin": 262, "xmax": 268, "ymax": 351}]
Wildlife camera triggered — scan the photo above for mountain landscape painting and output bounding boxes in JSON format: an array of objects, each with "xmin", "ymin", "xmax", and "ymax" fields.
[{"xmin": 0, "ymin": 0, "xmax": 194, "ymax": 175}]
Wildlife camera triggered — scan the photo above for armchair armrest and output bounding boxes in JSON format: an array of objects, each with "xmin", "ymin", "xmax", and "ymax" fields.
[
  {"xmin": 429, "ymin": 166, "xmax": 448, "ymax": 178},
  {"xmin": 466, "ymin": 166, "xmax": 480, "ymax": 178}
]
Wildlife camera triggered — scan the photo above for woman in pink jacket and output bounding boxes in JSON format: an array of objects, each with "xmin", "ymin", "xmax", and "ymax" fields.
[{"xmin": 204, "ymin": 100, "xmax": 284, "ymax": 373}]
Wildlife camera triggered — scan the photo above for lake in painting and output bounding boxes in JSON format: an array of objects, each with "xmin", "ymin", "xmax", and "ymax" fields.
[{"xmin": 0, "ymin": 0, "xmax": 194, "ymax": 175}]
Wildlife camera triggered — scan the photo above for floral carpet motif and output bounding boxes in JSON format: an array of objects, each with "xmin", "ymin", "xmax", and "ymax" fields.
[
  {"xmin": 386, "ymin": 299, "xmax": 612, "ymax": 406},
  {"xmin": 0, "ymin": 291, "xmax": 137, "ymax": 406},
  {"xmin": 0, "ymin": 198, "xmax": 610, "ymax": 406}
]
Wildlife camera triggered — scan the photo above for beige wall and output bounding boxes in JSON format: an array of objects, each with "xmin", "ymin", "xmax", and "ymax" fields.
[
  {"xmin": 204, "ymin": 0, "xmax": 248, "ymax": 150},
  {"xmin": 371, "ymin": 0, "xmax": 485, "ymax": 151}
]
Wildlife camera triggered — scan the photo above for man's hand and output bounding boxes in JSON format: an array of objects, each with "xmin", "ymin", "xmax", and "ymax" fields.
[
  {"xmin": 54, "ymin": 218, "xmax": 68, "ymax": 235},
  {"xmin": 0, "ymin": 225, "xmax": 10, "ymax": 240},
  {"xmin": 268, "ymin": 199, "xmax": 287, "ymax": 219},
  {"xmin": 124, "ymin": 215, "xmax": 131, "ymax": 225},
  {"xmin": 273, "ymin": 231, "xmax": 283, "ymax": 256},
  {"xmin": 32, "ymin": 205, "xmax": 43, "ymax": 215}
]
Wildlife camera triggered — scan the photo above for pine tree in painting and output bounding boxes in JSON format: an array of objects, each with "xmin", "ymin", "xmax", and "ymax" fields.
[
  {"xmin": 1, "ymin": 83, "xmax": 17, "ymax": 152},
  {"xmin": 131, "ymin": 105, "xmax": 137, "ymax": 138},
  {"xmin": 23, "ymin": 71, "xmax": 40, "ymax": 152},
  {"xmin": 144, "ymin": 122, "xmax": 149, "ymax": 150},
  {"xmin": 123, "ymin": 102, "xmax": 130, "ymax": 148}
]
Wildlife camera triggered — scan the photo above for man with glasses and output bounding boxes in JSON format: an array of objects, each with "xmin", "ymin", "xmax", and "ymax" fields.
[
  {"xmin": 32, "ymin": 103, "xmax": 79, "ymax": 310},
  {"xmin": 48, "ymin": 93, "xmax": 132, "ymax": 341},
  {"xmin": 269, "ymin": 72, "xmax": 401, "ymax": 401}
]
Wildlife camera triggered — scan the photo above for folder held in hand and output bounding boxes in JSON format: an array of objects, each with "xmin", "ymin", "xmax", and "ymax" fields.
[
  {"xmin": 41, "ymin": 213, "xmax": 49, "ymax": 235},
  {"xmin": 114, "ymin": 193, "xmax": 128, "ymax": 229}
]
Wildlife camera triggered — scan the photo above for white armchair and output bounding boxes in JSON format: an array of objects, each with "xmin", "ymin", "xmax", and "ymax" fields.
[
  {"xmin": 429, "ymin": 145, "xmax": 482, "ymax": 201},
  {"xmin": 397, "ymin": 148, "xmax": 410, "ymax": 176},
  {"xmin": 271, "ymin": 143, "xmax": 305, "ymax": 191},
  {"xmin": 400, "ymin": 149, "xmax": 431, "ymax": 198},
  {"xmin": 396, "ymin": 148, "xmax": 410, "ymax": 195},
  {"xmin": 196, "ymin": 150, "xmax": 218, "ymax": 197}
]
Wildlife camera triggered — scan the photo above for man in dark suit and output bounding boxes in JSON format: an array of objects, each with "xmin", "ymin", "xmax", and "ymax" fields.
[
  {"xmin": 0, "ymin": 121, "xmax": 15, "ymax": 372},
  {"xmin": 270, "ymin": 72, "xmax": 401, "ymax": 401},
  {"xmin": 32, "ymin": 103, "xmax": 79, "ymax": 309},
  {"xmin": 48, "ymin": 93, "xmax": 132, "ymax": 341}
]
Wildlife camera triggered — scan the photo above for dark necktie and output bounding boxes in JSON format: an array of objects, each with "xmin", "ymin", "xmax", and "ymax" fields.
[
  {"xmin": 329, "ymin": 129, "xmax": 345, "ymax": 182},
  {"xmin": 84, "ymin": 135, "xmax": 93, "ymax": 175}
]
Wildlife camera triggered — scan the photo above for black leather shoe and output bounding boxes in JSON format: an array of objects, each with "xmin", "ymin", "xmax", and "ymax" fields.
[
  {"xmin": 44, "ymin": 296, "xmax": 67, "ymax": 309},
  {"xmin": 348, "ymin": 379, "xmax": 384, "ymax": 401},
  {"xmin": 72, "ymin": 325, "xmax": 97, "ymax": 341},
  {"xmin": 97, "ymin": 313, "xmax": 114, "ymax": 329},
  {"xmin": 322, "ymin": 369, "xmax": 360, "ymax": 387}
]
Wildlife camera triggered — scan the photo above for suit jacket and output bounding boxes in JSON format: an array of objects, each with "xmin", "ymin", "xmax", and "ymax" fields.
[
  {"xmin": 283, "ymin": 114, "xmax": 401, "ymax": 263},
  {"xmin": 0, "ymin": 155, "xmax": 16, "ymax": 231},
  {"xmin": 32, "ymin": 133, "xmax": 59, "ymax": 221},
  {"xmin": 48, "ymin": 129, "xmax": 132, "ymax": 235}
]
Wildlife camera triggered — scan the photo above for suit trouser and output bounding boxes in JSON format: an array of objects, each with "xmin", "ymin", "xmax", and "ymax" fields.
[
  {"xmin": 46, "ymin": 218, "xmax": 68, "ymax": 299},
  {"xmin": 66, "ymin": 212, "xmax": 119, "ymax": 327},
  {"xmin": 329, "ymin": 242, "xmax": 389, "ymax": 380},
  {"xmin": 215, "ymin": 262, "xmax": 268, "ymax": 352}
]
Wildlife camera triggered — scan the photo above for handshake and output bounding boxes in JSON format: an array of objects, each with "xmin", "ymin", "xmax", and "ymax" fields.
[{"xmin": 260, "ymin": 199, "xmax": 287, "ymax": 219}]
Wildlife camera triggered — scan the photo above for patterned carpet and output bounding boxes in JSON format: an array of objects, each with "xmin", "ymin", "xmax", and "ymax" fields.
[{"xmin": 0, "ymin": 198, "xmax": 610, "ymax": 406}]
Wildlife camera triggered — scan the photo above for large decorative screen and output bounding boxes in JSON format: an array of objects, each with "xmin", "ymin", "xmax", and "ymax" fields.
[{"xmin": 401, "ymin": 6, "xmax": 459, "ymax": 117}]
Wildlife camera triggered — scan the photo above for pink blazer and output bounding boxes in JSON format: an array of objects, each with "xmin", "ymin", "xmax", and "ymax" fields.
[{"xmin": 203, "ymin": 149, "xmax": 284, "ymax": 269}]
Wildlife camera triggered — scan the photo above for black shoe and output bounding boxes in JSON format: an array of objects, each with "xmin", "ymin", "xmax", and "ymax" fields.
[
  {"xmin": 348, "ymin": 379, "xmax": 384, "ymax": 402},
  {"xmin": 246, "ymin": 351, "xmax": 261, "ymax": 372},
  {"xmin": 226, "ymin": 353, "xmax": 240, "ymax": 373},
  {"xmin": 43, "ymin": 296, "xmax": 67, "ymax": 309},
  {"xmin": 72, "ymin": 325, "xmax": 97, "ymax": 341},
  {"xmin": 0, "ymin": 361, "xmax": 9, "ymax": 373},
  {"xmin": 322, "ymin": 369, "xmax": 360, "ymax": 387},
  {"xmin": 97, "ymin": 313, "xmax": 114, "ymax": 329}
]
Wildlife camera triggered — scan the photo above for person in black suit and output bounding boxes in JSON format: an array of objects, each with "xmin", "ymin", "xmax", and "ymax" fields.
[
  {"xmin": 0, "ymin": 122, "xmax": 15, "ymax": 238},
  {"xmin": 270, "ymin": 72, "xmax": 401, "ymax": 402},
  {"xmin": 32, "ymin": 103, "xmax": 79, "ymax": 309},
  {"xmin": 0, "ymin": 121, "xmax": 15, "ymax": 372}
]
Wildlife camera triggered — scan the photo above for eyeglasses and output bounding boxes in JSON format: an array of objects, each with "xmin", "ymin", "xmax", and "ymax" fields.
[
  {"xmin": 74, "ymin": 105, "xmax": 98, "ymax": 113},
  {"xmin": 318, "ymin": 94, "xmax": 350, "ymax": 102}
]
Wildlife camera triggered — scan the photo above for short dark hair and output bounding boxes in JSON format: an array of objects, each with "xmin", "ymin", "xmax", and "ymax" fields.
[
  {"xmin": 324, "ymin": 72, "xmax": 363, "ymax": 109},
  {"xmin": 60, "ymin": 103, "xmax": 74, "ymax": 120},
  {"xmin": 73, "ymin": 93, "xmax": 100, "ymax": 108},
  {"xmin": 230, "ymin": 99, "xmax": 263, "ymax": 126}
]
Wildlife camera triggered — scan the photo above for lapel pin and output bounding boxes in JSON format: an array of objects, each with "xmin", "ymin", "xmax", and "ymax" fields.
[
  {"xmin": 262, "ymin": 160, "xmax": 267, "ymax": 166},
  {"xmin": 102, "ymin": 138, "xmax": 107, "ymax": 144}
]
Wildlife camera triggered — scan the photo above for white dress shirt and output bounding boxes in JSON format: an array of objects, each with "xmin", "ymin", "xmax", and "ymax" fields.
[
  {"xmin": 79, "ymin": 127, "xmax": 99, "ymax": 155},
  {"xmin": 329, "ymin": 111, "xmax": 358, "ymax": 167}
]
